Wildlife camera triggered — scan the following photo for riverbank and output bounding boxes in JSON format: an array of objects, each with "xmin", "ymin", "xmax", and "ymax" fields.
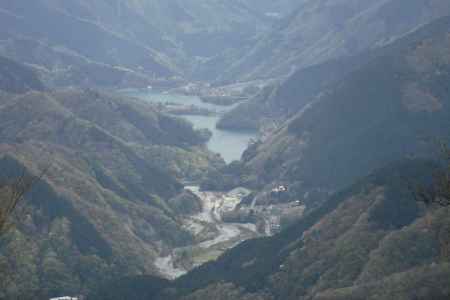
[
  {"xmin": 154, "ymin": 184, "xmax": 306, "ymax": 279},
  {"xmin": 120, "ymin": 89, "xmax": 258, "ymax": 163},
  {"xmin": 154, "ymin": 186, "xmax": 260, "ymax": 279}
]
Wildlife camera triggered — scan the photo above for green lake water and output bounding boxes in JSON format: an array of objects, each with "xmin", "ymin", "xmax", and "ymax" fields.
[{"xmin": 123, "ymin": 89, "xmax": 257, "ymax": 163}]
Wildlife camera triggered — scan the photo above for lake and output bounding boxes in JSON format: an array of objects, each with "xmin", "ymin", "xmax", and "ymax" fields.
[{"xmin": 122, "ymin": 89, "xmax": 257, "ymax": 163}]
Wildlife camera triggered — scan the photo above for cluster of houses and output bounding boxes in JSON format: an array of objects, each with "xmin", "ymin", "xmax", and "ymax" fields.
[
  {"xmin": 269, "ymin": 185, "xmax": 303, "ymax": 207},
  {"xmin": 271, "ymin": 185, "xmax": 288, "ymax": 193},
  {"xmin": 270, "ymin": 185, "xmax": 289, "ymax": 201}
]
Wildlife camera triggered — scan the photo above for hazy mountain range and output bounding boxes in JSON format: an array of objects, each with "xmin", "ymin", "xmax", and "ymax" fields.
[
  {"xmin": 91, "ymin": 12, "xmax": 450, "ymax": 300},
  {"xmin": 218, "ymin": 0, "xmax": 450, "ymax": 82},
  {"xmin": 0, "ymin": 0, "xmax": 299, "ymax": 87},
  {"xmin": 0, "ymin": 1, "xmax": 449, "ymax": 299}
]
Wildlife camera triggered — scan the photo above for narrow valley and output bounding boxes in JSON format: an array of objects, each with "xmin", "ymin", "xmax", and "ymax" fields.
[
  {"xmin": 154, "ymin": 186, "xmax": 259, "ymax": 279},
  {"xmin": 122, "ymin": 88, "xmax": 258, "ymax": 162},
  {"xmin": 0, "ymin": 1, "xmax": 449, "ymax": 300}
]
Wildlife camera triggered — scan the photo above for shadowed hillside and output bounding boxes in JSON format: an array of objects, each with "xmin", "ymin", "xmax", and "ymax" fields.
[
  {"xmin": 0, "ymin": 87, "xmax": 223, "ymax": 299},
  {"xmin": 0, "ymin": 0, "xmax": 286, "ymax": 86},
  {"xmin": 1, "ymin": 2, "xmax": 450, "ymax": 299},
  {"xmin": 85, "ymin": 16, "xmax": 450, "ymax": 300},
  {"xmin": 89, "ymin": 159, "xmax": 450, "ymax": 300},
  {"xmin": 218, "ymin": 0, "xmax": 450, "ymax": 82},
  {"xmin": 239, "ymin": 16, "xmax": 450, "ymax": 196}
]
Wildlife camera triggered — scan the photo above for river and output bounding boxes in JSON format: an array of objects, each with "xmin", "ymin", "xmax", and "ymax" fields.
[
  {"xmin": 122, "ymin": 89, "xmax": 257, "ymax": 163},
  {"xmin": 154, "ymin": 186, "xmax": 260, "ymax": 279}
]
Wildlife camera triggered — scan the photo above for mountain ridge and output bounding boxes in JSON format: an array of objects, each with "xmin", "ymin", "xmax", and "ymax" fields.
[
  {"xmin": 89, "ymin": 159, "xmax": 450, "ymax": 300},
  {"xmin": 0, "ymin": 86, "xmax": 223, "ymax": 299},
  {"xmin": 217, "ymin": 0, "xmax": 450, "ymax": 82},
  {"xmin": 0, "ymin": 55, "xmax": 46, "ymax": 93},
  {"xmin": 236, "ymin": 15, "xmax": 450, "ymax": 196}
]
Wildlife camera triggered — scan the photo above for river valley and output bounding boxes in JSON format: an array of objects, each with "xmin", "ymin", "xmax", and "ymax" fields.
[
  {"xmin": 118, "ymin": 89, "xmax": 307, "ymax": 280},
  {"xmin": 122, "ymin": 89, "xmax": 257, "ymax": 163},
  {"xmin": 154, "ymin": 186, "xmax": 261, "ymax": 279}
]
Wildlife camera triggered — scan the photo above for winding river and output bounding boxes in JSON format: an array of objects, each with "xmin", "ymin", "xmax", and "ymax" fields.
[
  {"xmin": 119, "ymin": 89, "xmax": 260, "ymax": 279},
  {"xmin": 122, "ymin": 89, "xmax": 257, "ymax": 163}
]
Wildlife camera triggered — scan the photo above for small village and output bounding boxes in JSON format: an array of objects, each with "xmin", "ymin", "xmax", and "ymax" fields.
[{"xmin": 50, "ymin": 296, "xmax": 81, "ymax": 300}]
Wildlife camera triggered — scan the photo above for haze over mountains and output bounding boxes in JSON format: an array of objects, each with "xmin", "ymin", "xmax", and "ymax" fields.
[
  {"xmin": 219, "ymin": 0, "xmax": 450, "ymax": 82},
  {"xmin": 0, "ymin": 1, "xmax": 449, "ymax": 299},
  {"xmin": 91, "ymin": 16, "xmax": 450, "ymax": 298},
  {"xmin": 0, "ymin": 0, "xmax": 299, "ymax": 87},
  {"xmin": 239, "ymin": 15, "xmax": 450, "ymax": 192}
]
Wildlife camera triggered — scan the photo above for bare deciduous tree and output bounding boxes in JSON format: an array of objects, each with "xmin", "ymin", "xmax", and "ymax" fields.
[{"xmin": 0, "ymin": 165, "xmax": 50, "ymax": 235}]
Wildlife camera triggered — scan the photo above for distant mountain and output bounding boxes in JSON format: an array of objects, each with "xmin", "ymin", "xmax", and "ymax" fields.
[
  {"xmin": 85, "ymin": 15, "xmax": 450, "ymax": 300},
  {"xmin": 218, "ymin": 2, "xmax": 450, "ymax": 132},
  {"xmin": 0, "ymin": 0, "xmax": 279, "ymax": 86},
  {"xmin": 238, "ymin": 16, "xmax": 450, "ymax": 196},
  {"xmin": 218, "ymin": 0, "xmax": 450, "ymax": 82},
  {"xmin": 0, "ymin": 88, "xmax": 223, "ymax": 299},
  {"xmin": 242, "ymin": 0, "xmax": 301, "ymax": 16},
  {"xmin": 0, "ymin": 0, "xmax": 176, "ymax": 88},
  {"xmin": 2, "ymin": 2, "xmax": 449, "ymax": 299},
  {"xmin": 4, "ymin": 0, "xmax": 447, "ymax": 85},
  {"xmin": 38, "ymin": 0, "xmax": 268, "ymax": 57},
  {"xmin": 217, "ymin": 54, "xmax": 370, "ymax": 131},
  {"xmin": 89, "ymin": 159, "xmax": 450, "ymax": 300}
]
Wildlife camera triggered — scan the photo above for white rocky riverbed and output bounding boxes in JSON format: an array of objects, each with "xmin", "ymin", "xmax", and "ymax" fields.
[
  {"xmin": 154, "ymin": 186, "xmax": 306, "ymax": 279},
  {"xmin": 154, "ymin": 186, "xmax": 260, "ymax": 279}
]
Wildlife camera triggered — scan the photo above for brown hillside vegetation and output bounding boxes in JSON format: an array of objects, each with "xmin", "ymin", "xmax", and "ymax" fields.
[{"xmin": 0, "ymin": 88, "xmax": 222, "ymax": 299}]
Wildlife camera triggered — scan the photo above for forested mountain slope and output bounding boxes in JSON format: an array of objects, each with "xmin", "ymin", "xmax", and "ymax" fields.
[
  {"xmin": 238, "ymin": 16, "xmax": 450, "ymax": 197},
  {"xmin": 85, "ymin": 15, "xmax": 450, "ymax": 300},
  {"xmin": 0, "ymin": 87, "xmax": 222, "ymax": 299},
  {"xmin": 175, "ymin": 160, "xmax": 450, "ymax": 300},
  {"xmin": 90, "ymin": 160, "xmax": 450, "ymax": 300},
  {"xmin": 238, "ymin": 0, "xmax": 299, "ymax": 16},
  {"xmin": 0, "ymin": 0, "xmax": 175, "ymax": 88},
  {"xmin": 218, "ymin": 53, "xmax": 373, "ymax": 131},
  {"xmin": 1, "ymin": 2, "xmax": 449, "ymax": 300},
  {"xmin": 219, "ymin": 0, "xmax": 450, "ymax": 82},
  {"xmin": 0, "ymin": 0, "xmax": 281, "ymax": 86},
  {"xmin": 0, "ymin": 55, "xmax": 45, "ymax": 93},
  {"xmin": 40, "ymin": 0, "xmax": 268, "ymax": 57}
]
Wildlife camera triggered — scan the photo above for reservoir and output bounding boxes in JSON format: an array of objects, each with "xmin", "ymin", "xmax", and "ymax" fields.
[{"xmin": 123, "ymin": 89, "xmax": 257, "ymax": 163}]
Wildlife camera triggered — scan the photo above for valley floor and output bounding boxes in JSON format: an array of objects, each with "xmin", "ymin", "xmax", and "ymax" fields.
[
  {"xmin": 154, "ymin": 186, "xmax": 261, "ymax": 279},
  {"xmin": 154, "ymin": 185, "xmax": 307, "ymax": 279}
]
